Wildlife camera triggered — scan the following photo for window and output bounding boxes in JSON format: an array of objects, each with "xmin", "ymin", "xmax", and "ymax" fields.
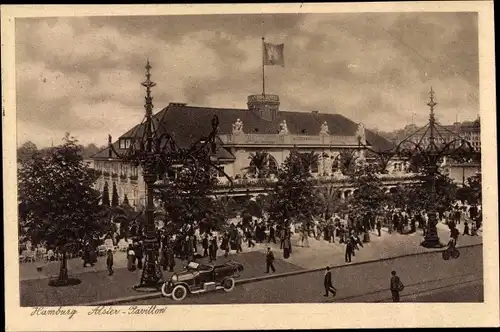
[
  {"xmin": 119, "ymin": 138, "xmax": 132, "ymax": 149},
  {"xmin": 310, "ymin": 158, "xmax": 319, "ymax": 173},
  {"xmin": 131, "ymin": 166, "xmax": 138, "ymax": 177},
  {"xmin": 121, "ymin": 164, "xmax": 128, "ymax": 176}
]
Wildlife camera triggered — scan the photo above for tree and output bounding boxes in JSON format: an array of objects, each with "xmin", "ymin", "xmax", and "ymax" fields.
[
  {"xmin": 349, "ymin": 167, "xmax": 387, "ymax": 233},
  {"xmin": 410, "ymin": 171, "xmax": 458, "ymax": 214},
  {"xmin": 102, "ymin": 182, "xmax": 110, "ymax": 206},
  {"xmin": 337, "ymin": 149, "xmax": 358, "ymax": 175},
  {"xmin": 244, "ymin": 151, "xmax": 270, "ymax": 178},
  {"xmin": 268, "ymin": 150, "xmax": 317, "ymax": 228},
  {"xmin": 81, "ymin": 143, "xmax": 101, "ymax": 159},
  {"xmin": 315, "ymin": 185, "xmax": 343, "ymax": 220},
  {"xmin": 111, "ymin": 182, "xmax": 119, "ymax": 207},
  {"xmin": 457, "ymin": 172, "xmax": 481, "ymax": 205},
  {"xmin": 17, "ymin": 141, "xmax": 38, "ymax": 163},
  {"xmin": 18, "ymin": 134, "xmax": 102, "ymax": 286},
  {"xmin": 155, "ymin": 150, "xmax": 220, "ymax": 235}
]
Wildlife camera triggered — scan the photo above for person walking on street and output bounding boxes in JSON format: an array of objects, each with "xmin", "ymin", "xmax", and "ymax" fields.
[
  {"xmin": 390, "ymin": 270, "xmax": 405, "ymax": 302},
  {"xmin": 202, "ymin": 234, "xmax": 209, "ymax": 257},
  {"xmin": 134, "ymin": 240, "xmax": 144, "ymax": 270},
  {"xmin": 221, "ymin": 233, "xmax": 230, "ymax": 258},
  {"xmin": 463, "ymin": 221, "xmax": 470, "ymax": 236},
  {"xmin": 376, "ymin": 218, "xmax": 382, "ymax": 237},
  {"xmin": 269, "ymin": 225, "xmax": 277, "ymax": 244},
  {"xmin": 265, "ymin": 247, "xmax": 276, "ymax": 273},
  {"xmin": 106, "ymin": 249, "xmax": 114, "ymax": 276},
  {"xmin": 323, "ymin": 266, "xmax": 337, "ymax": 297},
  {"xmin": 245, "ymin": 228, "xmax": 255, "ymax": 248},
  {"xmin": 209, "ymin": 235, "xmax": 218, "ymax": 262},
  {"xmin": 127, "ymin": 244, "xmax": 136, "ymax": 271},
  {"xmin": 345, "ymin": 239, "xmax": 354, "ymax": 263}
]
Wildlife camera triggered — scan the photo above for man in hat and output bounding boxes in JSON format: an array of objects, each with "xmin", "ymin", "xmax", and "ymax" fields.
[
  {"xmin": 265, "ymin": 247, "xmax": 276, "ymax": 273},
  {"xmin": 390, "ymin": 270, "xmax": 405, "ymax": 302},
  {"xmin": 323, "ymin": 266, "xmax": 337, "ymax": 297}
]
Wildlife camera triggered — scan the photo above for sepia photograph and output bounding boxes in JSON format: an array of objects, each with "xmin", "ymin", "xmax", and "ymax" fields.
[{"xmin": 2, "ymin": 2, "xmax": 498, "ymax": 331}]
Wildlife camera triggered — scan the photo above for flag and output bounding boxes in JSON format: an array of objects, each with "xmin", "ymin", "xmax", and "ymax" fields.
[{"xmin": 263, "ymin": 42, "xmax": 284, "ymax": 67}]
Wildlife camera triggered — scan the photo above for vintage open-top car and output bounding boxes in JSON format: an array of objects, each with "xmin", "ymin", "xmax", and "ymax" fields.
[{"xmin": 161, "ymin": 260, "xmax": 244, "ymax": 301}]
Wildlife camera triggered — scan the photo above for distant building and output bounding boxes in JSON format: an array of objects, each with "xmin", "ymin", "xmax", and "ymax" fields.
[{"xmin": 399, "ymin": 118, "xmax": 481, "ymax": 152}]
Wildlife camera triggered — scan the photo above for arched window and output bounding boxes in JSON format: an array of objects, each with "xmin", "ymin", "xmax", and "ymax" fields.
[
  {"xmin": 310, "ymin": 157, "xmax": 319, "ymax": 173},
  {"xmin": 268, "ymin": 155, "xmax": 279, "ymax": 176},
  {"xmin": 331, "ymin": 155, "xmax": 340, "ymax": 173}
]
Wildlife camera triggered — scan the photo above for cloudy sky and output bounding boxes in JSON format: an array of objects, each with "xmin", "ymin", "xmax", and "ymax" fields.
[{"xmin": 15, "ymin": 12, "xmax": 479, "ymax": 148}]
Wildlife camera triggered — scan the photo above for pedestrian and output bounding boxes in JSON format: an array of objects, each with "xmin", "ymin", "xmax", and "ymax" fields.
[
  {"xmin": 265, "ymin": 247, "xmax": 276, "ymax": 273},
  {"xmin": 376, "ymin": 218, "xmax": 382, "ymax": 237},
  {"xmin": 221, "ymin": 233, "xmax": 230, "ymax": 258},
  {"xmin": 209, "ymin": 235, "xmax": 218, "ymax": 262},
  {"xmin": 167, "ymin": 238, "xmax": 176, "ymax": 272},
  {"xmin": 134, "ymin": 240, "xmax": 144, "ymax": 270},
  {"xmin": 283, "ymin": 235, "xmax": 291, "ymax": 259},
  {"xmin": 106, "ymin": 249, "xmax": 114, "ymax": 276},
  {"xmin": 245, "ymin": 228, "xmax": 255, "ymax": 248},
  {"xmin": 323, "ymin": 266, "xmax": 337, "ymax": 297},
  {"xmin": 269, "ymin": 225, "xmax": 277, "ymax": 244},
  {"xmin": 390, "ymin": 270, "xmax": 404, "ymax": 302},
  {"xmin": 471, "ymin": 221, "xmax": 478, "ymax": 236},
  {"xmin": 236, "ymin": 233, "xmax": 243, "ymax": 253},
  {"xmin": 127, "ymin": 244, "xmax": 136, "ymax": 271},
  {"xmin": 463, "ymin": 221, "xmax": 470, "ymax": 236},
  {"xmin": 345, "ymin": 239, "xmax": 354, "ymax": 263},
  {"xmin": 202, "ymin": 234, "xmax": 209, "ymax": 257}
]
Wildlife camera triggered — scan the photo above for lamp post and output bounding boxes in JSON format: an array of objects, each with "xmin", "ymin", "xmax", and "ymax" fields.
[
  {"xmin": 357, "ymin": 87, "xmax": 479, "ymax": 249},
  {"xmin": 420, "ymin": 88, "xmax": 441, "ymax": 248},
  {"xmin": 109, "ymin": 60, "xmax": 232, "ymax": 289}
]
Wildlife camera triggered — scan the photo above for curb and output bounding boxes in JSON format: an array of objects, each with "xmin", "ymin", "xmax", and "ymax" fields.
[{"xmin": 82, "ymin": 242, "xmax": 482, "ymax": 306}]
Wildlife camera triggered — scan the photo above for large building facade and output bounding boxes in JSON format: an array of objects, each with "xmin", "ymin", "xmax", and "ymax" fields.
[{"xmin": 91, "ymin": 94, "xmax": 418, "ymax": 207}]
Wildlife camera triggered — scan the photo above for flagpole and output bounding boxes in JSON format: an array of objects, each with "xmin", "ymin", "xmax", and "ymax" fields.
[{"xmin": 262, "ymin": 37, "xmax": 265, "ymax": 96}]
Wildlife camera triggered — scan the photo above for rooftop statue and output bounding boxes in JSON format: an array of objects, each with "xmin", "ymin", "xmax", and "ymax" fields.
[
  {"xmin": 320, "ymin": 121, "xmax": 329, "ymax": 135},
  {"xmin": 356, "ymin": 123, "xmax": 366, "ymax": 143},
  {"xmin": 279, "ymin": 120, "xmax": 289, "ymax": 135},
  {"xmin": 232, "ymin": 118, "xmax": 244, "ymax": 134}
]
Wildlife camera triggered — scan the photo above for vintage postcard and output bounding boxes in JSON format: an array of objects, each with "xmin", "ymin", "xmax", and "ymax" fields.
[{"xmin": 2, "ymin": 2, "xmax": 499, "ymax": 331}]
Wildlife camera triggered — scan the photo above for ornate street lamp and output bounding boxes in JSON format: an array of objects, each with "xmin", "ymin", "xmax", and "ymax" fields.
[
  {"xmin": 108, "ymin": 60, "xmax": 232, "ymax": 289},
  {"xmin": 357, "ymin": 88, "xmax": 479, "ymax": 248}
]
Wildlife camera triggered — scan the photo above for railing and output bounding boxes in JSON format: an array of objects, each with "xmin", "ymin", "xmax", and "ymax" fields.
[
  {"xmin": 214, "ymin": 172, "xmax": 419, "ymax": 189},
  {"xmin": 247, "ymin": 94, "xmax": 279, "ymax": 103},
  {"xmin": 219, "ymin": 133, "xmax": 360, "ymax": 146}
]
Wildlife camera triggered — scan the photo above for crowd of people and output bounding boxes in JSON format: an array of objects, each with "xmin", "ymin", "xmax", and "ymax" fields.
[{"xmin": 19, "ymin": 196, "xmax": 482, "ymax": 274}]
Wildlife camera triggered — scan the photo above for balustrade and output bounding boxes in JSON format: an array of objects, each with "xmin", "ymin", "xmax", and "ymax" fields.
[{"xmin": 219, "ymin": 133, "xmax": 360, "ymax": 146}]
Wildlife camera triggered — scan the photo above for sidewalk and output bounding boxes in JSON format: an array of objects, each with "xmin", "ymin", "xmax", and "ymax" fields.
[
  {"xmin": 20, "ymin": 250, "xmax": 303, "ymax": 307},
  {"xmin": 19, "ymin": 241, "xmax": 267, "ymax": 281},
  {"xmin": 244, "ymin": 222, "xmax": 482, "ymax": 270}
]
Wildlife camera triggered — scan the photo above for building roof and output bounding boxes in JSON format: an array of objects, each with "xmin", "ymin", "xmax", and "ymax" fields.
[{"xmin": 92, "ymin": 103, "xmax": 394, "ymax": 159}]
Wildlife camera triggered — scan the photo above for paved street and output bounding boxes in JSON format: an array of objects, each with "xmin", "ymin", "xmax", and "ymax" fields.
[
  {"xmin": 402, "ymin": 282, "xmax": 483, "ymax": 302},
  {"xmin": 126, "ymin": 245, "xmax": 482, "ymax": 304}
]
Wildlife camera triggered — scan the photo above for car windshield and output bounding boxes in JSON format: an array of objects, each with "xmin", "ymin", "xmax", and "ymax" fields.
[{"xmin": 187, "ymin": 262, "xmax": 200, "ymax": 270}]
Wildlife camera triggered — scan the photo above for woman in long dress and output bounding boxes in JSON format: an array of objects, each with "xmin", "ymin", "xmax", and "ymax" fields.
[
  {"xmin": 283, "ymin": 236, "xmax": 290, "ymax": 259},
  {"xmin": 127, "ymin": 244, "xmax": 136, "ymax": 271}
]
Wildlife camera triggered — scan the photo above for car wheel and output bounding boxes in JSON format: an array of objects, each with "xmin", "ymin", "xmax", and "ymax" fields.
[
  {"xmin": 451, "ymin": 249, "xmax": 460, "ymax": 259},
  {"xmin": 171, "ymin": 285, "xmax": 188, "ymax": 301},
  {"xmin": 442, "ymin": 250, "xmax": 451, "ymax": 261},
  {"xmin": 222, "ymin": 278, "xmax": 235, "ymax": 292},
  {"xmin": 161, "ymin": 282, "xmax": 172, "ymax": 297}
]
